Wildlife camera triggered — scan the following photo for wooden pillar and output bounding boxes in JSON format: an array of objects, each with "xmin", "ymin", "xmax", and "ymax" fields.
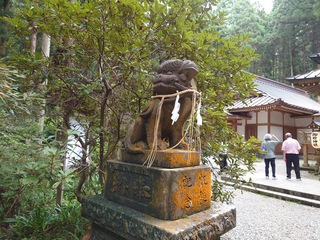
[
  {"xmin": 267, "ymin": 110, "xmax": 270, "ymax": 133},
  {"xmin": 302, "ymin": 143, "xmax": 309, "ymax": 167},
  {"xmin": 282, "ymin": 112, "xmax": 285, "ymax": 140},
  {"xmin": 301, "ymin": 132, "xmax": 309, "ymax": 167}
]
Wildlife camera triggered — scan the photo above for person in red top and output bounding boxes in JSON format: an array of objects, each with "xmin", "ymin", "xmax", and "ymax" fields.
[{"xmin": 281, "ymin": 132, "xmax": 302, "ymax": 180}]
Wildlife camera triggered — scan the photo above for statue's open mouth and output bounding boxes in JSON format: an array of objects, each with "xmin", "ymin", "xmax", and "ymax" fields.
[{"xmin": 153, "ymin": 82, "xmax": 178, "ymax": 95}]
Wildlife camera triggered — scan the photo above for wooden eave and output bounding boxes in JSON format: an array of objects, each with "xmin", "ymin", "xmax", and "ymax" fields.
[
  {"xmin": 290, "ymin": 79, "xmax": 320, "ymax": 95},
  {"xmin": 309, "ymin": 53, "xmax": 320, "ymax": 64},
  {"xmin": 227, "ymin": 113, "xmax": 251, "ymax": 120},
  {"xmin": 289, "ymin": 77, "xmax": 320, "ymax": 84},
  {"xmin": 229, "ymin": 99, "xmax": 317, "ymax": 116}
]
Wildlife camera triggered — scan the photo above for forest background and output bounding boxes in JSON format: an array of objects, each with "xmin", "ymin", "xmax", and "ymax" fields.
[{"xmin": 0, "ymin": 0, "xmax": 320, "ymax": 239}]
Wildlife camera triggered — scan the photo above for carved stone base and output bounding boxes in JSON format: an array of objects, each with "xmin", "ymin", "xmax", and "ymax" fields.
[
  {"xmin": 105, "ymin": 160, "xmax": 211, "ymax": 220},
  {"xmin": 82, "ymin": 195, "xmax": 236, "ymax": 240},
  {"xmin": 121, "ymin": 149, "xmax": 201, "ymax": 168}
]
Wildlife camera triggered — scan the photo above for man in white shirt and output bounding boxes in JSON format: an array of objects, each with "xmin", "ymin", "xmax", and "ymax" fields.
[{"xmin": 281, "ymin": 133, "xmax": 302, "ymax": 180}]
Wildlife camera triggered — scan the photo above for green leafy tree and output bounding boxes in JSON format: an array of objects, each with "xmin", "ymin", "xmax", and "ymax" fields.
[
  {"xmin": 0, "ymin": 0, "xmax": 10, "ymax": 56},
  {"xmin": 270, "ymin": 0, "xmax": 320, "ymax": 82},
  {"xmin": 0, "ymin": 111, "xmax": 41, "ymax": 219},
  {"xmin": 3, "ymin": 0, "xmax": 258, "ymax": 209},
  {"xmin": 0, "ymin": 0, "xmax": 262, "ymax": 238},
  {"xmin": 0, "ymin": 63, "xmax": 39, "ymax": 114},
  {"xmin": 217, "ymin": 0, "xmax": 272, "ymax": 77},
  {"xmin": 217, "ymin": 0, "xmax": 320, "ymax": 81}
]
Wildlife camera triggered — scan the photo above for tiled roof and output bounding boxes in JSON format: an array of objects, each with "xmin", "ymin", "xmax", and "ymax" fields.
[
  {"xmin": 286, "ymin": 53, "xmax": 320, "ymax": 96},
  {"xmin": 286, "ymin": 69, "xmax": 320, "ymax": 80},
  {"xmin": 230, "ymin": 91, "xmax": 277, "ymax": 109},
  {"xmin": 286, "ymin": 68, "xmax": 320, "ymax": 95},
  {"xmin": 228, "ymin": 76, "xmax": 320, "ymax": 115},
  {"xmin": 309, "ymin": 53, "xmax": 320, "ymax": 65}
]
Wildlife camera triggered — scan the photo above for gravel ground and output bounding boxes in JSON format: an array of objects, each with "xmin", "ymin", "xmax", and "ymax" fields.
[{"xmin": 221, "ymin": 190, "xmax": 320, "ymax": 240}]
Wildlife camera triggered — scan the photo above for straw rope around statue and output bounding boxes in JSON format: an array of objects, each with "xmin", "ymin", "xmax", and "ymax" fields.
[{"xmin": 143, "ymin": 89, "xmax": 202, "ymax": 167}]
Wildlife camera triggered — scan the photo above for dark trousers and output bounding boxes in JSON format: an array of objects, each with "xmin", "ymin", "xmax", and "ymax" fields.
[
  {"xmin": 286, "ymin": 154, "xmax": 301, "ymax": 179},
  {"xmin": 264, "ymin": 158, "xmax": 276, "ymax": 177},
  {"xmin": 219, "ymin": 154, "xmax": 228, "ymax": 172}
]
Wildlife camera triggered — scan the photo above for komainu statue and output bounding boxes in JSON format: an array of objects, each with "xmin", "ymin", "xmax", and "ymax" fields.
[{"xmin": 124, "ymin": 59, "xmax": 201, "ymax": 164}]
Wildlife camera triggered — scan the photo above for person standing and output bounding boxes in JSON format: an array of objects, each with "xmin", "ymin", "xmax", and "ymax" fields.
[
  {"xmin": 219, "ymin": 142, "xmax": 228, "ymax": 172},
  {"xmin": 281, "ymin": 132, "xmax": 302, "ymax": 180},
  {"xmin": 262, "ymin": 134, "xmax": 280, "ymax": 179}
]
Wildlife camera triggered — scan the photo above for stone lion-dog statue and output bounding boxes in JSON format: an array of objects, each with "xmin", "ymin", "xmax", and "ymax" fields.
[{"xmin": 124, "ymin": 59, "xmax": 200, "ymax": 158}]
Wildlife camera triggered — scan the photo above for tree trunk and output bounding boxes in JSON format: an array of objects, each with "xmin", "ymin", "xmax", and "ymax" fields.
[
  {"xmin": 41, "ymin": 34, "xmax": 51, "ymax": 57},
  {"xmin": 0, "ymin": 0, "xmax": 10, "ymax": 56},
  {"xmin": 37, "ymin": 33, "xmax": 51, "ymax": 131},
  {"xmin": 98, "ymin": 93, "xmax": 108, "ymax": 187},
  {"xmin": 289, "ymin": 40, "xmax": 294, "ymax": 77},
  {"xmin": 76, "ymin": 125, "xmax": 92, "ymax": 202},
  {"xmin": 30, "ymin": 25, "xmax": 37, "ymax": 54},
  {"xmin": 55, "ymin": 117, "xmax": 68, "ymax": 206}
]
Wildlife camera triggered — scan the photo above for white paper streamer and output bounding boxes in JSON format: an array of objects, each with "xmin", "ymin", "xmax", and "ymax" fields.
[
  {"xmin": 196, "ymin": 98, "xmax": 202, "ymax": 126},
  {"xmin": 171, "ymin": 93, "xmax": 180, "ymax": 125}
]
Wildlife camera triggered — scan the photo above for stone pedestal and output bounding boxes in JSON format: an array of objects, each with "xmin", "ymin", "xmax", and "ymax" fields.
[
  {"xmin": 82, "ymin": 195, "xmax": 236, "ymax": 240},
  {"xmin": 121, "ymin": 149, "xmax": 201, "ymax": 168},
  {"xmin": 82, "ymin": 152, "xmax": 236, "ymax": 239},
  {"xmin": 105, "ymin": 160, "xmax": 211, "ymax": 220}
]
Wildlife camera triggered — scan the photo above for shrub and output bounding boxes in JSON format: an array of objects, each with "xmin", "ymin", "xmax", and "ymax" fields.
[{"xmin": 9, "ymin": 202, "xmax": 87, "ymax": 240}]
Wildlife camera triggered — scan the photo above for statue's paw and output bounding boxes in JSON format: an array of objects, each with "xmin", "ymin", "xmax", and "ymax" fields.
[
  {"xmin": 157, "ymin": 141, "xmax": 168, "ymax": 150},
  {"xmin": 125, "ymin": 141, "xmax": 148, "ymax": 153},
  {"xmin": 175, "ymin": 141, "xmax": 189, "ymax": 150},
  {"xmin": 136, "ymin": 141, "xmax": 148, "ymax": 150}
]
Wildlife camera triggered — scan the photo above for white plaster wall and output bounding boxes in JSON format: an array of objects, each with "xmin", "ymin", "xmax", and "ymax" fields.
[
  {"xmin": 270, "ymin": 111, "xmax": 282, "ymax": 124},
  {"xmin": 258, "ymin": 125, "xmax": 268, "ymax": 140},
  {"xmin": 297, "ymin": 128, "xmax": 312, "ymax": 143},
  {"xmin": 284, "ymin": 113, "xmax": 295, "ymax": 126},
  {"xmin": 270, "ymin": 126, "xmax": 283, "ymax": 141},
  {"xmin": 66, "ymin": 117, "xmax": 91, "ymax": 168},
  {"xmin": 237, "ymin": 120, "xmax": 245, "ymax": 137},
  {"xmin": 295, "ymin": 118, "xmax": 312, "ymax": 128},
  {"xmin": 247, "ymin": 112, "xmax": 256, "ymax": 124},
  {"xmin": 258, "ymin": 111, "xmax": 268, "ymax": 124}
]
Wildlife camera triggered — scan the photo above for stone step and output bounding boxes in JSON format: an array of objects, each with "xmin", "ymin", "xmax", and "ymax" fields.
[
  {"xmin": 251, "ymin": 182, "xmax": 320, "ymax": 201},
  {"xmin": 222, "ymin": 180, "xmax": 320, "ymax": 208}
]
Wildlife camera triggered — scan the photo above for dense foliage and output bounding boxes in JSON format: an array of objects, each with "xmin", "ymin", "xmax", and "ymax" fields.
[
  {"xmin": 0, "ymin": 109, "xmax": 89, "ymax": 239},
  {"xmin": 270, "ymin": 0, "xmax": 320, "ymax": 81},
  {"xmin": 218, "ymin": 0, "xmax": 320, "ymax": 82},
  {"xmin": 216, "ymin": 0, "xmax": 271, "ymax": 76},
  {"xmin": 0, "ymin": 0, "xmax": 265, "ymax": 238}
]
